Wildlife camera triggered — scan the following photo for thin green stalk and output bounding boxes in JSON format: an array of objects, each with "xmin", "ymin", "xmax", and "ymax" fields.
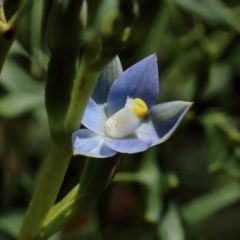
[
  {"xmin": 65, "ymin": 54, "xmax": 101, "ymax": 134},
  {"xmin": 18, "ymin": 46, "xmax": 102, "ymax": 240},
  {"xmin": 18, "ymin": 140, "xmax": 72, "ymax": 240}
]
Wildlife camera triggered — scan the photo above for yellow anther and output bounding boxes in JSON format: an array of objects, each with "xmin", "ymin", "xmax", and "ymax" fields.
[
  {"xmin": 105, "ymin": 97, "xmax": 148, "ymax": 138},
  {"xmin": 132, "ymin": 98, "xmax": 148, "ymax": 119}
]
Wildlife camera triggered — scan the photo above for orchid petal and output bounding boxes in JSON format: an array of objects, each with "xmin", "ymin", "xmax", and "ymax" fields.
[
  {"xmin": 135, "ymin": 101, "xmax": 193, "ymax": 145},
  {"xmin": 92, "ymin": 56, "xmax": 123, "ymax": 111},
  {"xmin": 107, "ymin": 54, "xmax": 159, "ymax": 117},
  {"xmin": 104, "ymin": 137, "xmax": 152, "ymax": 154},
  {"xmin": 72, "ymin": 129, "xmax": 117, "ymax": 158},
  {"xmin": 82, "ymin": 98, "xmax": 107, "ymax": 135}
]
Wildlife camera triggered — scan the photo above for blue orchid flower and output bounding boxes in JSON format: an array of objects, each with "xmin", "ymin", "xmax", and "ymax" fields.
[{"xmin": 72, "ymin": 54, "xmax": 192, "ymax": 158}]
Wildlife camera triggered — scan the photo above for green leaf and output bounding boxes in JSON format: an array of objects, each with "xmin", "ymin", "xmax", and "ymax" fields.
[
  {"xmin": 200, "ymin": 112, "xmax": 240, "ymax": 171},
  {"xmin": 181, "ymin": 183, "xmax": 240, "ymax": 225},
  {"xmin": 0, "ymin": 93, "xmax": 44, "ymax": 118},
  {"xmin": 9, "ymin": 40, "xmax": 30, "ymax": 58},
  {"xmin": 137, "ymin": 148, "xmax": 162, "ymax": 222},
  {"xmin": 223, "ymin": 147, "xmax": 240, "ymax": 180},
  {"xmin": 201, "ymin": 63, "xmax": 231, "ymax": 100},
  {"xmin": 46, "ymin": 185, "xmax": 79, "ymax": 223},
  {"xmin": 30, "ymin": 0, "xmax": 45, "ymax": 76},
  {"xmin": 0, "ymin": 58, "xmax": 44, "ymax": 93},
  {"xmin": 115, "ymin": 147, "xmax": 179, "ymax": 223},
  {"xmin": 158, "ymin": 203, "xmax": 185, "ymax": 240},
  {"xmin": 172, "ymin": 0, "xmax": 240, "ymax": 32},
  {"xmin": 0, "ymin": 211, "xmax": 24, "ymax": 238}
]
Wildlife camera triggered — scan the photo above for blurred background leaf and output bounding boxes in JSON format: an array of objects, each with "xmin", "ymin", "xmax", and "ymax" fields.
[{"xmin": 1, "ymin": 0, "xmax": 240, "ymax": 239}]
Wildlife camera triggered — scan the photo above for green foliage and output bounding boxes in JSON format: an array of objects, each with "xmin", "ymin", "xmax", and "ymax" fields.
[{"xmin": 1, "ymin": 0, "xmax": 240, "ymax": 239}]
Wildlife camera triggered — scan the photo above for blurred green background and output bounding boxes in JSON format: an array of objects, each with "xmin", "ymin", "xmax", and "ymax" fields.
[{"xmin": 1, "ymin": 0, "xmax": 240, "ymax": 239}]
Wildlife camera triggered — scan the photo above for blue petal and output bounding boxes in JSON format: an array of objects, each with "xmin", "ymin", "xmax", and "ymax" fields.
[
  {"xmin": 72, "ymin": 129, "xmax": 117, "ymax": 158},
  {"xmin": 107, "ymin": 54, "xmax": 159, "ymax": 117},
  {"xmin": 135, "ymin": 101, "xmax": 193, "ymax": 145},
  {"xmin": 104, "ymin": 137, "xmax": 152, "ymax": 154},
  {"xmin": 82, "ymin": 98, "xmax": 107, "ymax": 135},
  {"xmin": 92, "ymin": 56, "xmax": 123, "ymax": 111}
]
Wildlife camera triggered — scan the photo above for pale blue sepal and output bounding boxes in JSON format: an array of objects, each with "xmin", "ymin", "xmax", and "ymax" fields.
[
  {"xmin": 92, "ymin": 56, "xmax": 123, "ymax": 113},
  {"xmin": 72, "ymin": 129, "xmax": 117, "ymax": 158},
  {"xmin": 107, "ymin": 54, "xmax": 159, "ymax": 117},
  {"xmin": 82, "ymin": 98, "xmax": 107, "ymax": 135},
  {"xmin": 135, "ymin": 101, "xmax": 193, "ymax": 146},
  {"xmin": 104, "ymin": 137, "xmax": 152, "ymax": 154}
]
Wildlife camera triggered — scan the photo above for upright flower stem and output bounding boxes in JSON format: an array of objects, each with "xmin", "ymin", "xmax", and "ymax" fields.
[
  {"xmin": 37, "ymin": 157, "xmax": 119, "ymax": 239},
  {"xmin": 18, "ymin": 52, "xmax": 103, "ymax": 240},
  {"xmin": 65, "ymin": 54, "xmax": 101, "ymax": 134},
  {"xmin": 18, "ymin": 1, "xmax": 88, "ymax": 237},
  {"xmin": 18, "ymin": 140, "xmax": 72, "ymax": 240}
]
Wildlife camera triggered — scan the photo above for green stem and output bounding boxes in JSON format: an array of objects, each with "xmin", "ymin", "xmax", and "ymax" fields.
[
  {"xmin": 19, "ymin": 47, "xmax": 103, "ymax": 240},
  {"xmin": 18, "ymin": 140, "xmax": 72, "ymax": 240},
  {"xmin": 18, "ymin": 49, "xmax": 103, "ymax": 240},
  {"xmin": 65, "ymin": 54, "xmax": 101, "ymax": 134},
  {"xmin": 36, "ymin": 157, "xmax": 119, "ymax": 239}
]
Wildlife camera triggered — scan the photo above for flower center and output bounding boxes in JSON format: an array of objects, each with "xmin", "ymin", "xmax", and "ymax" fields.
[{"xmin": 105, "ymin": 97, "xmax": 148, "ymax": 138}]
